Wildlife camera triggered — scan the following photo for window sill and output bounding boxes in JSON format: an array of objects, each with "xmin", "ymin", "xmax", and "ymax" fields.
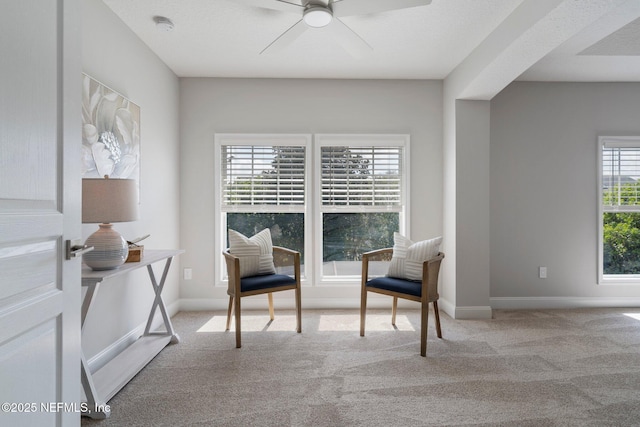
[{"xmin": 600, "ymin": 275, "xmax": 640, "ymax": 285}]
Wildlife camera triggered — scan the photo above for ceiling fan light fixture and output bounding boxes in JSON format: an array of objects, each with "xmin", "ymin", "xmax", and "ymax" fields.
[
  {"xmin": 303, "ymin": 6, "xmax": 333, "ymax": 28},
  {"xmin": 153, "ymin": 16, "xmax": 174, "ymax": 32}
]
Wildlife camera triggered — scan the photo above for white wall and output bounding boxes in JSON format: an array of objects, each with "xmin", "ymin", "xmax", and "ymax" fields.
[
  {"xmin": 179, "ymin": 78, "xmax": 443, "ymax": 309},
  {"xmin": 490, "ymin": 82, "xmax": 640, "ymax": 308},
  {"xmin": 81, "ymin": 0, "xmax": 180, "ymax": 363}
]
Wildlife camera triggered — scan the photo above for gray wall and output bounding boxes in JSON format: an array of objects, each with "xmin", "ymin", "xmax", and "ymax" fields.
[
  {"xmin": 80, "ymin": 4, "xmax": 640, "ymax": 330},
  {"xmin": 179, "ymin": 78, "xmax": 444, "ymax": 308},
  {"xmin": 490, "ymin": 82, "xmax": 640, "ymax": 307},
  {"xmin": 81, "ymin": 0, "xmax": 180, "ymax": 362},
  {"xmin": 456, "ymin": 100, "xmax": 491, "ymax": 312}
]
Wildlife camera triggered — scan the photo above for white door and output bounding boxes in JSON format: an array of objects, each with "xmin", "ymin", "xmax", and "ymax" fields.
[{"xmin": 0, "ymin": 1, "xmax": 81, "ymax": 426}]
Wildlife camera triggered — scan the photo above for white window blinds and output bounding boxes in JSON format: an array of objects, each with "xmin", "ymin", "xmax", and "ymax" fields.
[
  {"xmin": 221, "ymin": 145, "xmax": 306, "ymax": 208},
  {"xmin": 602, "ymin": 143, "xmax": 640, "ymax": 210},
  {"xmin": 321, "ymin": 146, "xmax": 403, "ymax": 208}
]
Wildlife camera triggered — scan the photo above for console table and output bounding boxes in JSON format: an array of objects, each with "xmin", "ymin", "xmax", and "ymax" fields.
[{"xmin": 81, "ymin": 249, "xmax": 184, "ymax": 419}]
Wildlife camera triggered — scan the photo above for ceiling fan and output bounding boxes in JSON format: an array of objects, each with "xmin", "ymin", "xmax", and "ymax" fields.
[{"xmin": 233, "ymin": 0, "xmax": 432, "ymax": 57}]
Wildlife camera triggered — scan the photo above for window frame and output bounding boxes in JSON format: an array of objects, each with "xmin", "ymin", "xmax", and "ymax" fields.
[
  {"xmin": 313, "ymin": 134, "xmax": 410, "ymax": 285},
  {"xmin": 214, "ymin": 133, "xmax": 409, "ymax": 287},
  {"xmin": 598, "ymin": 135, "xmax": 640, "ymax": 284},
  {"xmin": 214, "ymin": 134, "xmax": 312, "ymax": 285}
]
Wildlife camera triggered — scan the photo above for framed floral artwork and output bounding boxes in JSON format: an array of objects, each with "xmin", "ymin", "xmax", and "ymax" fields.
[{"xmin": 81, "ymin": 74, "xmax": 140, "ymax": 190}]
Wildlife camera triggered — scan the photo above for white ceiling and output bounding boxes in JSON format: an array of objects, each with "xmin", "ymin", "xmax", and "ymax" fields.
[{"xmin": 102, "ymin": 0, "xmax": 640, "ymax": 84}]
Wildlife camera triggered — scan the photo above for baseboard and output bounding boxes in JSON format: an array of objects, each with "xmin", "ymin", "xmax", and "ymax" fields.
[
  {"xmin": 179, "ymin": 296, "xmax": 434, "ymax": 312},
  {"xmin": 455, "ymin": 305, "xmax": 493, "ymax": 319},
  {"xmin": 178, "ymin": 298, "xmax": 494, "ymax": 319},
  {"xmin": 435, "ymin": 299, "xmax": 493, "ymax": 319},
  {"xmin": 437, "ymin": 298, "xmax": 455, "ymax": 318},
  {"xmin": 491, "ymin": 296, "xmax": 640, "ymax": 310},
  {"xmin": 86, "ymin": 299, "xmax": 181, "ymax": 373}
]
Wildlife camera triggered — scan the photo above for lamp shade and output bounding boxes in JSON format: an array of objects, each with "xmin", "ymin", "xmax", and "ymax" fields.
[
  {"xmin": 82, "ymin": 178, "xmax": 139, "ymax": 223},
  {"xmin": 82, "ymin": 177, "xmax": 139, "ymax": 270}
]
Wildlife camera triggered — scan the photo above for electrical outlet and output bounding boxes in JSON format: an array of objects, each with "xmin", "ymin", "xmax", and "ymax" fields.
[
  {"xmin": 183, "ymin": 268, "xmax": 192, "ymax": 280},
  {"xmin": 539, "ymin": 266, "xmax": 547, "ymax": 279}
]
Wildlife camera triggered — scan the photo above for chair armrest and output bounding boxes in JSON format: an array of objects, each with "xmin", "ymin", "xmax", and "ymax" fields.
[
  {"xmin": 361, "ymin": 248, "xmax": 393, "ymax": 284},
  {"xmin": 422, "ymin": 252, "xmax": 444, "ymax": 272},
  {"xmin": 362, "ymin": 248, "xmax": 393, "ymax": 262},
  {"xmin": 273, "ymin": 246, "xmax": 300, "ymax": 268},
  {"xmin": 273, "ymin": 246, "xmax": 301, "ymax": 283},
  {"xmin": 422, "ymin": 252, "xmax": 445, "ymax": 301},
  {"xmin": 222, "ymin": 250, "xmax": 241, "ymax": 294}
]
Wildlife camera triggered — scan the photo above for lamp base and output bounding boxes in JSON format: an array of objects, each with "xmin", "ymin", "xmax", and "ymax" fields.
[{"xmin": 83, "ymin": 223, "xmax": 129, "ymax": 270}]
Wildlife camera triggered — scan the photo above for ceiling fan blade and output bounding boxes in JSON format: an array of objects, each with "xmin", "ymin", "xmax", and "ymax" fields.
[
  {"xmin": 332, "ymin": 0, "xmax": 431, "ymax": 17},
  {"xmin": 233, "ymin": 0, "xmax": 304, "ymax": 14},
  {"xmin": 327, "ymin": 18, "xmax": 372, "ymax": 58},
  {"xmin": 260, "ymin": 19, "xmax": 308, "ymax": 54}
]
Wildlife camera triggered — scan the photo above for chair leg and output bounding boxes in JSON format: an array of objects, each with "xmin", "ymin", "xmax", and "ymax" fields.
[
  {"xmin": 391, "ymin": 296, "xmax": 398, "ymax": 326},
  {"xmin": 433, "ymin": 300, "xmax": 442, "ymax": 339},
  {"xmin": 268, "ymin": 293, "xmax": 275, "ymax": 321},
  {"xmin": 234, "ymin": 294, "xmax": 242, "ymax": 348},
  {"xmin": 420, "ymin": 301, "xmax": 429, "ymax": 357},
  {"xmin": 225, "ymin": 296, "xmax": 234, "ymax": 331},
  {"xmin": 360, "ymin": 288, "xmax": 367, "ymax": 337},
  {"xmin": 295, "ymin": 286, "xmax": 302, "ymax": 333}
]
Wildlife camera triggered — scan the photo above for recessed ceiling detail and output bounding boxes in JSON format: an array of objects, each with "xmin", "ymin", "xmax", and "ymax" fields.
[{"xmin": 579, "ymin": 17, "xmax": 640, "ymax": 56}]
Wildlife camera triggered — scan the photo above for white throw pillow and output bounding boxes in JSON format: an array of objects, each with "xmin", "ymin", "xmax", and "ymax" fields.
[
  {"xmin": 228, "ymin": 228, "xmax": 276, "ymax": 278},
  {"xmin": 387, "ymin": 233, "xmax": 442, "ymax": 281}
]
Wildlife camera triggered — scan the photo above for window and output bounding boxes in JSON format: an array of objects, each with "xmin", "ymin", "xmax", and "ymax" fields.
[
  {"xmin": 215, "ymin": 134, "xmax": 409, "ymax": 285},
  {"xmin": 599, "ymin": 136, "xmax": 640, "ymax": 281},
  {"xmin": 316, "ymin": 135, "xmax": 407, "ymax": 280},
  {"xmin": 216, "ymin": 134, "xmax": 309, "ymax": 276}
]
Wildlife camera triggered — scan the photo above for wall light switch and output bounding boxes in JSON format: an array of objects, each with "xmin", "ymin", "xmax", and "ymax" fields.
[
  {"xmin": 539, "ymin": 266, "xmax": 547, "ymax": 279},
  {"xmin": 183, "ymin": 268, "xmax": 192, "ymax": 280}
]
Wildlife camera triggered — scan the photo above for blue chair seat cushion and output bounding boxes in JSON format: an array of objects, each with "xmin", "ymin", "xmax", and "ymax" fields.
[
  {"xmin": 366, "ymin": 276, "xmax": 422, "ymax": 297},
  {"xmin": 240, "ymin": 273, "xmax": 296, "ymax": 292}
]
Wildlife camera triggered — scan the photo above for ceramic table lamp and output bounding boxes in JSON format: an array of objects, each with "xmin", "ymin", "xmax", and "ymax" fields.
[{"xmin": 82, "ymin": 177, "xmax": 139, "ymax": 270}]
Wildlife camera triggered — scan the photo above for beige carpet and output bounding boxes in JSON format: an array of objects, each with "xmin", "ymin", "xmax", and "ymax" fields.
[{"xmin": 82, "ymin": 308, "xmax": 640, "ymax": 426}]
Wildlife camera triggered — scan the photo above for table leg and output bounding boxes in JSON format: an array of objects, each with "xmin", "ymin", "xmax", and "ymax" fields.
[
  {"xmin": 81, "ymin": 283, "xmax": 99, "ymax": 332},
  {"xmin": 81, "ymin": 353, "xmax": 110, "ymax": 419},
  {"xmin": 143, "ymin": 257, "xmax": 180, "ymax": 343},
  {"xmin": 80, "ymin": 283, "xmax": 110, "ymax": 419}
]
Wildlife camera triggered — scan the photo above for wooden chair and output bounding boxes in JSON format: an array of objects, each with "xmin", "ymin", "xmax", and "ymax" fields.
[
  {"xmin": 360, "ymin": 249, "xmax": 444, "ymax": 356},
  {"xmin": 223, "ymin": 246, "xmax": 302, "ymax": 348}
]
